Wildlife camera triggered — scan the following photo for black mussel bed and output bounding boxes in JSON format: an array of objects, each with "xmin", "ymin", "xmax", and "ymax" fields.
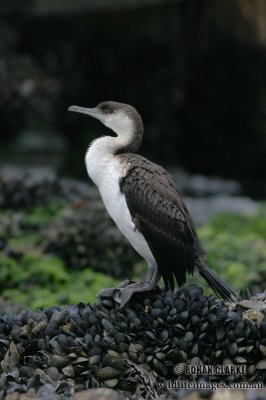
[{"xmin": 0, "ymin": 284, "xmax": 265, "ymax": 399}]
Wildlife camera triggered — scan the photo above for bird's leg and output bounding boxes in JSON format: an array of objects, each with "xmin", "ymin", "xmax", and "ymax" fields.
[
  {"xmin": 117, "ymin": 263, "xmax": 161, "ymax": 307},
  {"xmin": 146, "ymin": 263, "xmax": 157, "ymax": 282}
]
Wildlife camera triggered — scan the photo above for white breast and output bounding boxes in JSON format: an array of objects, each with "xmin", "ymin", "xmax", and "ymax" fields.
[{"xmin": 85, "ymin": 136, "xmax": 155, "ymax": 265}]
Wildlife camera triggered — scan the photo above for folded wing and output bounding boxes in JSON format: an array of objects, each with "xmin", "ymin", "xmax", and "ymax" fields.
[{"xmin": 119, "ymin": 154, "xmax": 203, "ymax": 290}]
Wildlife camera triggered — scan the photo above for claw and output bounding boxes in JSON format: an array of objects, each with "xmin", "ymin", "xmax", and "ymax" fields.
[
  {"xmin": 114, "ymin": 288, "xmax": 122, "ymax": 304},
  {"xmin": 119, "ymin": 288, "xmax": 135, "ymax": 308}
]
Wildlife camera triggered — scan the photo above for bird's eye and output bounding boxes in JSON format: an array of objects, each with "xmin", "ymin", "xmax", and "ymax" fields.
[{"xmin": 99, "ymin": 105, "xmax": 112, "ymax": 114}]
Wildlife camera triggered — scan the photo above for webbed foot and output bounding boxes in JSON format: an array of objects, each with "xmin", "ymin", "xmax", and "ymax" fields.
[
  {"xmin": 97, "ymin": 264, "xmax": 161, "ymax": 308},
  {"xmin": 116, "ymin": 281, "xmax": 157, "ymax": 307}
]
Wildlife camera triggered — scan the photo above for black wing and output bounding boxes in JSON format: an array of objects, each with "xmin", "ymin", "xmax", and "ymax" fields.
[{"xmin": 119, "ymin": 154, "xmax": 204, "ymax": 290}]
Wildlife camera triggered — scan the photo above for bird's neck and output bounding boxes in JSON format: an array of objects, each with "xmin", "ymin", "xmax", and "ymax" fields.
[
  {"xmin": 84, "ymin": 135, "xmax": 127, "ymax": 186},
  {"xmin": 87, "ymin": 136, "xmax": 118, "ymax": 160},
  {"xmin": 103, "ymin": 113, "xmax": 143, "ymax": 154},
  {"xmin": 89, "ymin": 124, "xmax": 143, "ymax": 156},
  {"xmin": 114, "ymin": 126, "xmax": 143, "ymax": 154},
  {"xmin": 85, "ymin": 123, "xmax": 143, "ymax": 185}
]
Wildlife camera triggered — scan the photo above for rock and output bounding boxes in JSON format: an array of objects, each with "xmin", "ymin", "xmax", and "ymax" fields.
[
  {"xmin": 74, "ymin": 388, "xmax": 121, "ymax": 400},
  {"xmin": 0, "ymin": 285, "xmax": 265, "ymax": 398}
]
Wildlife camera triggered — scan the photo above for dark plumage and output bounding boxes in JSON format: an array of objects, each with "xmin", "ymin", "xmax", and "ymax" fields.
[
  {"xmin": 119, "ymin": 154, "xmax": 197, "ymax": 288},
  {"xmin": 119, "ymin": 153, "xmax": 236, "ymax": 301}
]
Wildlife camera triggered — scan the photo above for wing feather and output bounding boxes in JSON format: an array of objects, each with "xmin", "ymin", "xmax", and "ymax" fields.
[{"xmin": 118, "ymin": 154, "xmax": 203, "ymax": 290}]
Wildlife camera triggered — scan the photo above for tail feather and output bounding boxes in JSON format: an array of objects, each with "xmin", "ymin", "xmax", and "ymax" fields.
[{"xmin": 198, "ymin": 264, "xmax": 236, "ymax": 302}]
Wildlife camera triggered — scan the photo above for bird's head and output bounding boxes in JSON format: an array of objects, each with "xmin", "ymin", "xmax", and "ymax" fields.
[{"xmin": 68, "ymin": 101, "xmax": 143, "ymax": 139}]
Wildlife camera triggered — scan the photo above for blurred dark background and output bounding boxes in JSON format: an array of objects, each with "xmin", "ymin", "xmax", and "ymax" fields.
[{"xmin": 1, "ymin": 0, "xmax": 266, "ymax": 197}]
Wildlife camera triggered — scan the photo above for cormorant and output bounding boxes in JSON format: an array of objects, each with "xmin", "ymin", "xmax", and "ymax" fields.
[{"xmin": 68, "ymin": 101, "xmax": 236, "ymax": 307}]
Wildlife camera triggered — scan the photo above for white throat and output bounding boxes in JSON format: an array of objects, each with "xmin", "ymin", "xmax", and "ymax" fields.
[
  {"xmin": 85, "ymin": 113, "xmax": 135, "ymax": 186},
  {"xmin": 103, "ymin": 113, "xmax": 134, "ymax": 148},
  {"xmin": 85, "ymin": 135, "xmax": 127, "ymax": 188}
]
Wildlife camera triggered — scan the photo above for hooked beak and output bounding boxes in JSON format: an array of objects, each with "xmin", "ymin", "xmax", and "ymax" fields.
[{"xmin": 68, "ymin": 105, "xmax": 104, "ymax": 122}]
